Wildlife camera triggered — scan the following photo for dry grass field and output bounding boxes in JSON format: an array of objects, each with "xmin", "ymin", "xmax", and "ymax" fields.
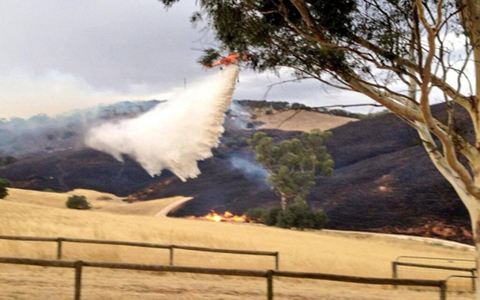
[
  {"xmin": 255, "ymin": 110, "xmax": 357, "ymax": 132},
  {"xmin": 4, "ymin": 188, "xmax": 191, "ymax": 216},
  {"xmin": 0, "ymin": 188, "xmax": 476, "ymax": 299}
]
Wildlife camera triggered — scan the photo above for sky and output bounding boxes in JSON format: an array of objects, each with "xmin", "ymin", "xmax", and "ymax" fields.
[{"xmin": 0, "ymin": 0, "xmax": 376, "ymax": 119}]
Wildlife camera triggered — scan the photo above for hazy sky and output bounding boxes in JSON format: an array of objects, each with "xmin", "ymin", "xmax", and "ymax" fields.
[{"xmin": 0, "ymin": 0, "xmax": 374, "ymax": 119}]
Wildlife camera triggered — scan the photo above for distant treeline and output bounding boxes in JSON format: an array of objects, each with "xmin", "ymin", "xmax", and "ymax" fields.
[{"xmin": 234, "ymin": 100, "xmax": 383, "ymax": 119}]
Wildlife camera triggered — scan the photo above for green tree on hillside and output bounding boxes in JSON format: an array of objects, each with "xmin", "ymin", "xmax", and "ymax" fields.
[
  {"xmin": 0, "ymin": 178, "xmax": 11, "ymax": 199},
  {"xmin": 249, "ymin": 130, "xmax": 333, "ymax": 210}
]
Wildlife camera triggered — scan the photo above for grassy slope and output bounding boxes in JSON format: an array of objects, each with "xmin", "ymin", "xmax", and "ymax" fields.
[
  {"xmin": 5, "ymin": 188, "xmax": 190, "ymax": 216},
  {"xmin": 0, "ymin": 189, "xmax": 475, "ymax": 299},
  {"xmin": 255, "ymin": 109, "xmax": 357, "ymax": 132}
]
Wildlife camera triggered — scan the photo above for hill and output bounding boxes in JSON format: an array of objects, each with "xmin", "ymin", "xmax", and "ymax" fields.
[
  {"xmin": 0, "ymin": 101, "xmax": 473, "ymax": 244},
  {"xmin": 4, "ymin": 188, "xmax": 191, "ymax": 216},
  {"xmin": 255, "ymin": 110, "xmax": 357, "ymax": 132}
]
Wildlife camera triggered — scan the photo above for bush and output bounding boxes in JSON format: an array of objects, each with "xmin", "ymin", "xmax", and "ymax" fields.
[
  {"xmin": 265, "ymin": 109, "xmax": 274, "ymax": 115},
  {"xmin": 66, "ymin": 195, "xmax": 91, "ymax": 210},
  {"xmin": 277, "ymin": 203, "xmax": 327, "ymax": 230},
  {"xmin": 262, "ymin": 206, "xmax": 283, "ymax": 226},
  {"xmin": 0, "ymin": 178, "xmax": 11, "ymax": 199},
  {"xmin": 245, "ymin": 204, "xmax": 327, "ymax": 230},
  {"xmin": 1, "ymin": 156, "xmax": 17, "ymax": 166},
  {"xmin": 245, "ymin": 207, "xmax": 264, "ymax": 223}
]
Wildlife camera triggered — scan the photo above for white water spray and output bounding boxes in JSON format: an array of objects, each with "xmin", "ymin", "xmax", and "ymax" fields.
[{"xmin": 85, "ymin": 65, "xmax": 239, "ymax": 181}]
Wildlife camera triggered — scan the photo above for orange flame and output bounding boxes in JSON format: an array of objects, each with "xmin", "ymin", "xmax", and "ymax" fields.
[{"xmin": 188, "ymin": 210, "xmax": 248, "ymax": 223}]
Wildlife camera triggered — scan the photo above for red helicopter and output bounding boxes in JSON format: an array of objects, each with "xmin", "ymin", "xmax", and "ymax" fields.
[{"xmin": 204, "ymin": 53, "xmax": 248, "ymax": 69}]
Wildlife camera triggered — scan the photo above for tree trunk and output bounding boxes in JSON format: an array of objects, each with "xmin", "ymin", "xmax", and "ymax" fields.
[
  {"xmin": 280, "ymin": 194, "xmax": 287, "ymax": 211},
  {"xmin": 465, "ymin": 196, "xmax": 480, "ymax": 300}
]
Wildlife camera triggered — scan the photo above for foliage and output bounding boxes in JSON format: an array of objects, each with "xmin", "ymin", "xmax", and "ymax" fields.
[
  {"xmin": 66, "ymin": 195, "xmax": 91, "ymax": 210},
  {"xmin": 225, "ymin": 136, "xmax": 249, "ymax": 149},
  {"xmin": 245, "ymin": 204, "xmax": 327, "ymax": 230},
  {"xmin": 197, "ymin": 48, "xmax": 221, "ymax": 67},
  {"xmin": 276, "ymin": 203, "xmax": 328, "ymax": 230},
  {"xmin": 0, "ymin": 178, "xmax": 11, "ymax": 199},
  {"xmin": 261, "ymin": 206, "xmax": 283, "ymax": 226},
  {"xmin": 245, "ymin": 207, "xmax": 264, "ymax": 223},
  {"xmin": 0, "ymin": 156, "xmax": 17, "ymax": 166},
  {"xmin": 249, "ymin": 130, "xmax": 333, "ymax": 209}
]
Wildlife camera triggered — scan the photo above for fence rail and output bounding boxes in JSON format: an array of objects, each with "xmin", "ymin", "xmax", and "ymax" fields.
[
  {"xmin": 392, "ymin": 256, "xmax": 477, "ymax": 291},
  {"xmin": 0, "ymin": 256, "xmax": 448, "ymax": 300},
  {"xmin": 0, "ymin": 235, "xmax": 279, "ymax": 270}
]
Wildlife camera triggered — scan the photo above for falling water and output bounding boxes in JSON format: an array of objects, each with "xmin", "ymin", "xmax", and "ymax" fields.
[{"xmin": 85, "ymin": 65, "xmax": 239, "ymax": 181}]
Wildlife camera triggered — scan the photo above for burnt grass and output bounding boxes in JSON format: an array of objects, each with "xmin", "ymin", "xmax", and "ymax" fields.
[{"xmin": 0, "ymin": 104, "xmax": 473, "ymax": 244}]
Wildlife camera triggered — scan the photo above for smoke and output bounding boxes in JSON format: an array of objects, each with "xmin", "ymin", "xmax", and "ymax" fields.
[
  {"xmin": 85, "ymin": 65, "xmax": 239, "ymax": 181},
  {"xmin": 228, "ymin": 154, "xmax": 269, "ymax": 188},
  {"xmin": 225, "ymin": 101, "xmax": 251, "ymax": 130}
]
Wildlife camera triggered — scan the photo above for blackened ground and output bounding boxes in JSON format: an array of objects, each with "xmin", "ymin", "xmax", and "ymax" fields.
[{"xmin": 0, "ymin": 104, "xmax": 473, "ymax": 244}]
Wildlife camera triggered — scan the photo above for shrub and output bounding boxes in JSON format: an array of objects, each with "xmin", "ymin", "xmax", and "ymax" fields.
[
  {"xmin": 277, "ymin": 203, "xmax": 327, "ymax": 230},
  {"xmin": 0, "ymin": 178, "xmax": 11, "ymax": 199},
  {"xmin": 245, "ymin": 207, "xmax": 264, "ymax": 223},
  {"xmin": 262, "ymin": 206, "xmax": 283, "ymax": 226},
  {"xmin": 66, "ymin": 195, "xmax": 91, "ymax": 210},
  {"xmin": 245, "ymin": 205, "xmax": 327, "ymax": 230},
  {"xmin": 265, "ymin": 109, "xmax": 274, "ymax": 115},
  {"xmin": 1, "ymin": 156, "xmax": 17, "ymax": 166}
]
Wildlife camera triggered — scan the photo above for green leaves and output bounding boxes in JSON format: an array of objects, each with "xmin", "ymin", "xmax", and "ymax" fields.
[
  {"xmin": 0, "ymin": 178, "xmax": 11, "ymax": 199},
  {"xmin": 197, "ymin": 48, "xmax": 221, "ymax": 67},
  {"xmin": 249, "ymin": 130, "xmax": 333, "ymax": 208}
]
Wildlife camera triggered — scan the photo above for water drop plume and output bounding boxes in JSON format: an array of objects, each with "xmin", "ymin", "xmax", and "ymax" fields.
[{"xmin": 85, "ymin": 65, "xmax": 239, "ymax": 181}]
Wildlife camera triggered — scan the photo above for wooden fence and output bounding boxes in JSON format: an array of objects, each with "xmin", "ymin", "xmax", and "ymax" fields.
[
  {"xmin": 0, "ymin": 256, "xmax": 448, "ymax": 300},
  {"xmin": 392, "ymin": 256, "xmax": 477, "ymax": 290},
  {"xmin": 0, "ymin": 235, "xmax": 279, "ymax": 270}
]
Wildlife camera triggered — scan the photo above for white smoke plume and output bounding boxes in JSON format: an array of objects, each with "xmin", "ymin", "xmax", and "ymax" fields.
[{"xmin": 85, "ymin": 65, "xmax": 239, "ymax": 181}]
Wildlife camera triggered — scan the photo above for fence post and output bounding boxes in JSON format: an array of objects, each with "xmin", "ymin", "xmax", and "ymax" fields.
[
  {"xmin": 266, "ymin": 270, "xmax": 274, "ymax": 300},
  {"xmin": 439, "ymin": 281, "xmax": 447, "ymax": 300},
  {"xmin": 471, "ymin": 270, "xmax": 476, "ymax": 292},
  {"xmin": 391, "ymin": 262, "xmax": 398, "ymax": 289},
  {"xmin": 169, "ymin": 246, "xmax": 174, "ymax": 266},
  {"xmin": 74, "ymin": 261, "xmax": 83, "ymax": 300},
  {"xmin": 275, "ymin": 252, "xmax": 279, "ymax": 271},
  {"xmin": 57, "ymin": 238, "xmax": 63, "ymax": 260},
  {"xmin": 392, "ymin": 262, "xmax": 397, "ymax": 279}
]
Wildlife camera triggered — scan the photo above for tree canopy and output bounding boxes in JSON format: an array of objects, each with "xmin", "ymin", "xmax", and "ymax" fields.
[{"xmin": 249, "ymin": 129, "xmax": 333, "ymax": 209}]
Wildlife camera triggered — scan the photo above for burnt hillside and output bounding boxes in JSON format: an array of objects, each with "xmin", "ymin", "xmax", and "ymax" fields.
[{"xmin": 0, "ymin": 103, "xmax": 473, "ymax": 244}]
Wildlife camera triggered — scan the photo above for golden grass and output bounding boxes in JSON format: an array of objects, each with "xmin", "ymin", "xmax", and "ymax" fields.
[
  {"xmin": 255, "ymin": 110, "xmax": 357, "ymax": 132},
  {"xmin": 0, "ymin": 188, "xmax": 476, "ymax": 299},
  {"xmin": 5, "ymin": 188, "xmax": 191, "ymax": 217}
]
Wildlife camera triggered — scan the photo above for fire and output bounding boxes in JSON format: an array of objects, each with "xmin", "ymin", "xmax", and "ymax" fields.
[{"xmin": 188, "ymin": 210, "xmax": 248, "ymax": 223}]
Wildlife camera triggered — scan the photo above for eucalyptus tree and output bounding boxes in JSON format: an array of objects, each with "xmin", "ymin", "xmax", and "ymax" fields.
[
  {"xmin": 249, "ymin": 130, "xmax": 333, "ymax": 210},
  {"xmin": 160, "ymin": 0, "xmax": 480, "ymax": 292}
]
